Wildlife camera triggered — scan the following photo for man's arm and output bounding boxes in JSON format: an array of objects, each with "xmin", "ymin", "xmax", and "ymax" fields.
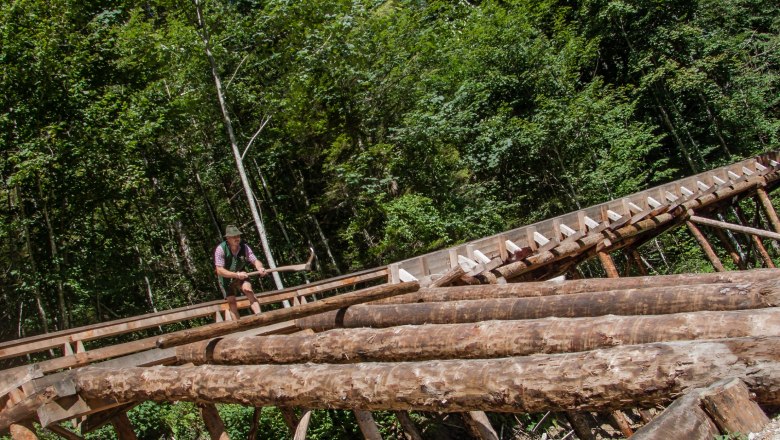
[{"xmin": 215, "ymin": 266, "xmax": 248, "ymax": 280}]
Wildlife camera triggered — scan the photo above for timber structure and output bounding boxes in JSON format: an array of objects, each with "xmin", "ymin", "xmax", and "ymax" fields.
[{"xmin": 3, "ymin": 151, "xmax": 780, "ymax": 439}]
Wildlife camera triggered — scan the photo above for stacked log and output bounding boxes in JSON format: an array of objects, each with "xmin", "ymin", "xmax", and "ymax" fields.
[{"xmin": 7, "ymin": 270, "xmax": 780, "ymax": 439}]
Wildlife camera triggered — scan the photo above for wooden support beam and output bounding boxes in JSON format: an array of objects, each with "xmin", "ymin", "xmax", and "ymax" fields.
[
  {"xmin": 110, "ymin": 413, "xmax": 137, "ymax": 440},
  {"xmin": 353, "ymin": 411, "xmax": 382, "ymax": 440},
  {"xmin": 757, "ymin": 187, "xmax": 780, "ymax": 233},
  {"xmin": 295, "ymin": 280, "xmax": 780, "ymax": 331},
  {"xmin": 45, "ymin": 423, "xmax": 83, "ymax": 440},
  {"xmin": 155, "ymin": 281, "xmax": 419, "ymax": 348},
  {"xmin": 179, "ymin": 308, "xmax": 780, "ymax": 365},
  {"xmin": 689, "ymin": 214, "xmax": 780, "ymax": 241},
  {"xmin": 736, "ymin": 205, "xmax": 776, "ymax": 268},
  {"xmin": 393, "ymin": 412, "xmax": 423, "ymax": 440},
  {"xmin": 565, "ymin": 412, "xmax": 596, "ymax": 440},
  {"xmin": 199, "ymin": 403, "xmax": 229, "ymax": 440},
  {"xmin": 712, "ymin": 227, "xmax": 746, "ymax": 270},
  {"xmin": 462, "ymin": 411, "xmax": 498, "ymax": 440},
  {"xmin": 597, "ymin": 252, "xmax": 620, "ymax": 278},
  {"xmin": 0, "ymin": 386, "xmax": 58, "ymax": 432},
  {"xmin": 292, "ymin": 409, "xmax": 312, "ymax": 440},
  {"xmin": 73, "ymin": 336, "xmax": 780, "ymax": 413},
  {"xmin": 686, "ymin": 220, "xmax": 726, "ymax": 272},
  {"xmin": 247, "ymin": 407, "xmax": 261, "ymax": 440}
]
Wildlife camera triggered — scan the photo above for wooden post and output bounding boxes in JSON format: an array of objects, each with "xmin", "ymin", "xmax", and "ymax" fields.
[
  {"xmin": 110, "ymin": 413, "xmax": 138, "ymax": 440},
  {"xmin": 462, "ymin": 411, "xmax": 498, "ymax": 440},
  {"xmin": 393, "ymin": 412, "xmax": 423, "ymax": 440},
  {"xmin": 609, "ymin": 410, "xmax": 634, "ymax": 437},
  {"xmin": 735, "ymin": 205, "xmax": 776, "ymax": 268},
  {"xmin": 757, "ymin": 187, "xmax": 780, "ymax": 233},
  {"xmin": 597, "ymin": 252, "xmax": 620, "ymax": 278},
  {"xmin": 354, "ymin": 410, "xmax": 383, "ymax": 440},
  {"xmin": 293, "ymin": 409, "xmax": 312, "ymax": 440},
  {"xmin": 247, "ymin": 407, "xmax": 261, "ymax": 440},
  {"xmin": 629, "ymin": 249, "xmax": 648, "ymax": 276},
  {"xmin": 712, "ymin": 227, "xmax": 746, "ymax": 269},
  {"xmin": 199, "ymin": 404, "xmax": 229, "ymax": 440},
  {"xmin": 686, "ymin": 220, "xmax": 726, "ymax": 272}
]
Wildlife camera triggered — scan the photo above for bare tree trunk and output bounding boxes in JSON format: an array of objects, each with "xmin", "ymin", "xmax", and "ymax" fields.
[
  {"xmin": 296, "ymin": 280, "xmax": 780, "ymax": 331},
  {"xmin": 38, "ymin": 179, "xmax": 68, "ymax": 329},
  {"xmin": 293, "ymin": 168, "xmax": 340, "ymax": 273},
  {"xmin": 193, "ymin": 0, "xmax": 283, "ymax": 291},
  {"xmin": 16, "ymin": 187, "xmax": 49, "ymax": 334},
  {"xmin": 179, "ymin": 308, "xmax": 780, "ymax": 365},
  {"xmin": 75, "ymin": 336, "xmax": 780, "ymax": 413}
]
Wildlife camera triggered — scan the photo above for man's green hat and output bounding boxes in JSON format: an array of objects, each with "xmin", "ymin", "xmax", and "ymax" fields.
[{"xmin": 224, "ymin": 224, "xmax": 242, "ymax": 237}]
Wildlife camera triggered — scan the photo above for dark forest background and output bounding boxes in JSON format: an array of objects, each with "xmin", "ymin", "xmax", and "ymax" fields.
[{"xmin": 1, "ymin": 0, "xmax": 778, "ymax": 437}]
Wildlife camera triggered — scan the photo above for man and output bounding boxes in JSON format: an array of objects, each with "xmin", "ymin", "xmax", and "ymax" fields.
[{"xmin": 214, "ymin": 224, "xmax": 267, "ymax": 315}]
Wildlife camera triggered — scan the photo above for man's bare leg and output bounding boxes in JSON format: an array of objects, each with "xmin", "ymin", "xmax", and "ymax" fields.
[{"xmin": 242, "ymin": 282, "xmax": 262, "ymax": 314}]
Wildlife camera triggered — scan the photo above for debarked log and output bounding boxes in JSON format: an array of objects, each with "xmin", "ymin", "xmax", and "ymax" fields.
[
  {"xmin": 155, "ymin": 281, "xmax": 419, "ymax": 348},
  {"xmin": 74, "ymin": 336, "xmax": 780, "ymax": 413},
  {"xmin": 375, "ymin": 269, "xmax": 780, "ymax": 304},
  {"xmin": 178, "ymin": 308, "xmax": 780, "ymax": 365},
  {"xmin": 296, "ymin": 280, "xmax": 780, "ymax": 331}
]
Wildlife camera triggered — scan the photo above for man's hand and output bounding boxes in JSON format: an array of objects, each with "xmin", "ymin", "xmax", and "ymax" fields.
[
  {"xmin": 235, "ymin": 271, "xmax": 248, "ymax": 280},
  {"xmin": 256, "ymin": 267, "xmax": 267, "ymax": 277}
]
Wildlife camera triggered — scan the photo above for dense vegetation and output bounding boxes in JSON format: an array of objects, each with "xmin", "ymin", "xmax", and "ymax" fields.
[{"xmin": 1, "ymin": 0, "xmax": 778, "ymax": 437}]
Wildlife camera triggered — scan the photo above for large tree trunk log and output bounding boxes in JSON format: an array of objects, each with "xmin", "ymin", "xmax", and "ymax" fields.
[
  {"xmin": 74, "ymin": 337, "xmax": 780, "ymax": 413},
  {"xmin": 155, "ymin": 282, "xmax": 418, "ymax": 348},
  {"xmin": 178, "ymin": 308, "xmax": 780, "ymax": 365},
  {"xmin": 296, "ymin": 280, "xmax": 780, "ymax": 331},
  {"xmin": 373, "ymin": 269, "xmax": 780, "ymax": 304}
]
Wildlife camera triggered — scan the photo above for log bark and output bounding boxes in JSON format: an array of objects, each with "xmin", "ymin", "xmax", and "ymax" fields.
[
  {"xmin": 74, "ymin": 336, "xmax": 780, "ymax": 413},
  {"xmin": 700, "ymin": 378, "xmax": 769, "ymax": 435},
  {"xmin": 155, "ymin": 282, "xmax": 418, "ymax": 348},
  {"xmin": 179, "ymin": 308, "xmax": 780, "ymax": 365},
  {"xmin": 296, "ymin": 280, "xmax": 780, "ymax": 331},
  {"xmin": 632, "ymin": 392, "xmax": 719, "ymax": 440},
  {"xmin": 9, "ymin": 420, "xmax": 37, "ymax": 440},
  {"xmin": 377, "ymin": 269, "xmax": 780, "ymax": 304}
]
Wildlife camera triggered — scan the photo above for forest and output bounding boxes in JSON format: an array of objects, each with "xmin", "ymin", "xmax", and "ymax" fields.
[{"xmin": 1, "ymin": 0, "xmax": 779, "ymax": 438}]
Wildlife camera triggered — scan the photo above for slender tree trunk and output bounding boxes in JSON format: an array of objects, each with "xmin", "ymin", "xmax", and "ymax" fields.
[
  {"xmin": 16, "ymin": 187, "xmax": 49, "ymax": 334},
  {"xmin": 38, "ymin": 179, "xmax": 68, "ymax": 329},
  {"xmin": 75, "ymin": 336, "xmax": 780, "ymax": 413},
  {"xmin": 293, "ymin": 168, "xmax": 340, "ymax": 273},
  {"xmin": 193, "ymin": 0, "xmax": 283, "ymax": 291}
]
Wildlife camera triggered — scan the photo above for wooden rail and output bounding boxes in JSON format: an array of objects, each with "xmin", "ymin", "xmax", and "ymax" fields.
[
  {"xmin": 0, "ymin": 267, "xmax": 388, "ymax": 363},
  {"xmin": 391, "ymin": 151, "xmax": 780, "ymax": 283}
]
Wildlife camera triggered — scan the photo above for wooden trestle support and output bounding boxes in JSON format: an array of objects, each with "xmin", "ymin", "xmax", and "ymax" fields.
[{"xmin": 3, "ymin": 151, "xmax": 780, "ymax": 439}]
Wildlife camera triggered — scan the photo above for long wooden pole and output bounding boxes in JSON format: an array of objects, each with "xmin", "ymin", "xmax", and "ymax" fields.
[
  {"xmin": 689, "ymin": 215, "xmax": 780, "ymax": 241},
  {"xmin": 686, "ymin": 220, "xmax": 726, "ymax": 272},
  {"xmin": 74, "ymin": 336, "xmax": 780, "ymax": 413},
  {"xmin": 375, "ymin": 269, "xmax": 780, "ymax": 304},
  {"xmin": 177, "ymin": 309, "xmax": 780, "ymax": 365},
  {"xmin": 296, "ymin": 280, "xmax": 780, "ymax": 331},
  {"xmin": 757, "ymin": 187, "xmax": 780, "ymax": 233},
  {"xmin": 155, "ymin": 281, "xmax": 419, "ymax": 348}
]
